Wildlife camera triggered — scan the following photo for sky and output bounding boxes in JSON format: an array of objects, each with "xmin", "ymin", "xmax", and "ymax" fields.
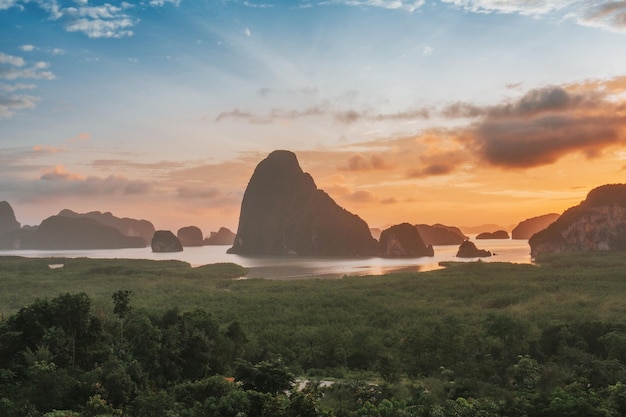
[{"xmin": 1, "ymin": 0, "xmax": 626, "ymax": 235}]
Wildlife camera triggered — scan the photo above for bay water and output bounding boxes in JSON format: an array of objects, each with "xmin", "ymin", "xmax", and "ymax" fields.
[{"xmin": 0, "ymin": 238, "xmax": 532, "ymax": 279}]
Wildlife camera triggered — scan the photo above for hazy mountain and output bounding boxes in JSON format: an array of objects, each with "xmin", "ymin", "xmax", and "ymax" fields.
[
  {"xmin": 32, "ymin": 215, "xmax": 146, "ymax": 250},
  {"xmin": 476, "ymin": 230, "xmax": 510, "ymax": 239},
  {"xmin": 58, "ymin": 209, "xmax": 155, "ymax": 243},
  {"xmin": 415, "ymin": 224, "xmax": 467, "ymax": 245},
  {"xmin": 511, "ymin": 213, "xmax": 560, "ymax": 240},
  {"xmin": 204, "ymin": 227, "xmax": 236, "ymax": 245}
]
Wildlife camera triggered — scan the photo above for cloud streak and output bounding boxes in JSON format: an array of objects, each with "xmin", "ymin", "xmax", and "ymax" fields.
[
  {"xmin": 0, "ymin": 52, "xmax": 53, "ymax": 118},
  {"xmin": 215, "ymin": 106, "xmax": 430, "ymax": 124},
  {"xmin": 441, "ymin": 0, "xmax": 626, "ymax": 33},
  {"xmin": 38, "ymin": 165, "xmax": 153, "ymax": 197},
  {"xmin": 320, "ymin": 0, "xmax": 425, "ymax": 13},
  {"xmin": 1, "ymin": 0, "xmax": 181, "ymax": 39}
]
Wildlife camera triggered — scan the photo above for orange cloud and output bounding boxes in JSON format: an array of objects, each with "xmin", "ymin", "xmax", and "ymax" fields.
[
  {"xmin": 32, "ymin": 145, "xmax": 61, "ymax": 153},
  {"xmin": 341, "ymin": 153, "xmax": 393, "ymax": 171},
  {"xmin": 65, "ymin": 132, "xmax": 91, "ymax": 144},
  {"xmin": 41, "ymin": 165, "xmax": 85, "ymax": 181}
]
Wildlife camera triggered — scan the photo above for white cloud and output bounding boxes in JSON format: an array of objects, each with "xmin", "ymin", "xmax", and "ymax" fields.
[
  {"xmin": 441, "ymin": 0, "xmax": 626, "ymax": 33},
  {"xmin": 20, "ymin": 44, "xmax": 36, "ymax": 52},
  {"xmin": 0, "ymin": 83, "xmax": 36, "ymax": 91},
  {"xmin": 321, "ymin": 0, "xmax": 426, "ymax": 13},
  {"xmin": 0, "ymin": 51, "xmax": 54, "ymax": 118},
  {"xmin": 0, "ymin": 52, "xmax": 25, "ymax": 67},
  {"xmin": 0, "ymin": 93, "xmax": 39, "ymax": 118},
  {"xmin": 576, "ymin": 1, "xmax": 626, "ymax": 33},
  {"xmin": 65, "ymin": 17, "xmax": 135, "ymax": 38},
  {"xmin": 0, "ymin": 0, "xmax": 176, "ymax": 39},
  {"xmin": 244, "ymin": 27, "xmax": 252, "ymax": 37},
  {"xmin": 422, "ymin": 45, "xmax": 434, "ymax": 55},
  {"xmin": 242, "ymin": 1, "xmax": 274, "ymax": 8},
  {"xmin": 0, "ymin": 52, "xmax": 54, "ymax": 80},
  {"xmin": 0, "ymin": 0, "xmax": 20, "ymax": 10},
  {"xmin": 148, "ymin": 0, "xmax": 181, "ymax": 6},
  {"xmin": 440, "ymin": 0, "xmax": 572, "ymax": 16}
]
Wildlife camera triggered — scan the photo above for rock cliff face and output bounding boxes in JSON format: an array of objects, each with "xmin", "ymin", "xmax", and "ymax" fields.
[
  {"xmin": 529, "ymin": 184, "xmax": 626, "ymax": 258},
  {"xmin": 177, "ymin": 226, "xmax": 204, "ymax": 247},
  {"xmin": 32, "ymin": 216, "xmax": 146, "ymax": 249},
  {"xmin": 476, "ymin": 230, "xmax": 510, "ymax": 239},
  {"xmin": 379, "ymin": 223, "xmax": 434, "ymax": 257},
  {"xmin": 151, "ymin": 230, "xmax": 183, "ymax": 252},
  {"xmin": 456, "ymin": 240, "xmax": 491, "ymax": 258},
  {"xmin": 0, "ymin": 201, "xmax": 20, "ymax": 234},
  {"xmin": 228, "ymin": 150, "xmax": 378, "ymax": 256},
  {"xmin": 415, "ymin": 224, "xmax": 467, "ymax": 245},
  {"xmin": 58, "ymin": 209, "xmax": 155, "ymax": 243},
  {"xmin": 511, "ymin": 213, "xmax": 559, "ymax": 240},
  {"xmin": 204, "ymin": 227, "xmax": 236, "ymax": 245}
]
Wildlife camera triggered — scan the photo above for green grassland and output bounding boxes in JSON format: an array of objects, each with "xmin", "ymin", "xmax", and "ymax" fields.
[{"xmin": 1, "ymin": 252, "xmax": 625, "ymax": 325}]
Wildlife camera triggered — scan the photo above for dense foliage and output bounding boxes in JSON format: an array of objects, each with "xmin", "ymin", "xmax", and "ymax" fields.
[{"xmin": 1, "ymin": 252, "xmax": 626, "ymax": 416}]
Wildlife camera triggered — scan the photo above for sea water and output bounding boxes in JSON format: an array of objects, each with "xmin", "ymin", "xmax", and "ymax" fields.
[{"xmin": 0, "ymin": 238, "xmax": 532, "ymax": 279}]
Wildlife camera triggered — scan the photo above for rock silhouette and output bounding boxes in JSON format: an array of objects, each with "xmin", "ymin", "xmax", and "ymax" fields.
[
  {"xmin": 511, "ymin": 213, "xmax": 560, "ymax": 239},
  {"xmin": 32, "ymin": 215, "xmax": 146, "ymax": 249},
  {"xmin": 151, "ymin": 230, "xmax": 183, "ymax": 252},
  {"xmin": 0, "ymin": 201, "xmax": 20, "ymax": 234},
  {"xmin": 529, "ymin": 184, "xmax": 626, "ymax": 257},
  {"xmin": 476, "ymin": 230, "xmax": 510, "ymax": 239},
  {"xmin": 58, "ymin": 209, "xmax": 155, "ymax": 244},
  {"xmin": 177, "ymin": 226, "xmax": 204, "ymax": 247},
  {"xmin": 204, "ymin": 227, "xmax": 236, "ymax": 245},
  {"xmin": 379, "ymin": 223, "xmax": 434, "ymax": 257},
  {"xmin": 415, "ymin": 223, "xmax": 467, "ymax": 245},
  {"xmin": 456, "ymin": 240, "xmax": 492, "ymax": 258},
  {"xmin": 228, "ymin": 150, "xmax": 378, "ymax": 256}
]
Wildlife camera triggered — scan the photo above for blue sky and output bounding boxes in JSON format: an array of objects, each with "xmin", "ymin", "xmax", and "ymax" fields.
[{"xmin": 1, "ymin": 0, "xmax": 626, "ymax": 233}]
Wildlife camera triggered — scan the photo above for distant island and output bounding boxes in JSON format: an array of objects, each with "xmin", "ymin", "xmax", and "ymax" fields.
[
  {"xmin": 511, "ymin": 213, "xmax": 559, "ymax": 240},
  {"xmin": 476, "ymin": 230, "xmax": 510, "ymax": 239}
]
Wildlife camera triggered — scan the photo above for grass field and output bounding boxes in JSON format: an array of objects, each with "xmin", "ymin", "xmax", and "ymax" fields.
[{"xmin": 1, "ymin": 251, "xmax": 625, "ymax": 330}]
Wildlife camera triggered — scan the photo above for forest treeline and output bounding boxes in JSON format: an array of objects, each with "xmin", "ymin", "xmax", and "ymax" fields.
[{"xmin": 1, "ymin": 253, "xmax": 626, "ymax": 416}]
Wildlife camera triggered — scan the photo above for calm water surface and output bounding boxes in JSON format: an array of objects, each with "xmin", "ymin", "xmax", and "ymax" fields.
[{"xmin": 0, "ymin": 238, "xmax": 532, "ymax": 279}]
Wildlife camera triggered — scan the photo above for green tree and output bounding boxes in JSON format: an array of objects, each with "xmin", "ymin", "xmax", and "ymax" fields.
[
  {"xmin": 112, "ymin": 290, "xmax": 132, "ymax": 345},
  {"xmin": 234, "ymin": 359, "xmax": 294, "ymax": 395}
]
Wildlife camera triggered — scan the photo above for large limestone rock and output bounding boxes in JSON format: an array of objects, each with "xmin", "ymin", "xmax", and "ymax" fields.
[
  {"xmin": 379, "ymin": 223, "xmax": 434, "ymax": 257},
  {"xmin": 456, "ymin": 240, "xmax": 492, "ymax": 258},
  {"xmin": 151, "ymin": 230, "xmax": 183, "ymax": 252},
  {"xmin": 177, "ymin": 226, "xmax": 204, "ymax": 247},
  {"xmin": 415, "ymin": 223, "xmax": 467, "ymax": 245},
  {"xmin": 32, "ymin": 215, "xmax": 146, "ymax": 249},
  {"xmin": 58, "ymin": 209, "xmax": 155, "ymax": 243},
  {"xmin": 228, "ymin": 150, "xmax": 378, "ymax": 256},
  {"xmin": 0, "ymin": 201, "xmax": 20, "ymax": 234},
  {"xmin": 204, "ymin": 227, "xmax": 236, "ymax": 245},
  {"xmin": 511, "ymin": 213, "xmax": 559, "ymax": 240},
  {"xmin": 529, "ymin": 184, "xmax": 626, "ymax": 258}
]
